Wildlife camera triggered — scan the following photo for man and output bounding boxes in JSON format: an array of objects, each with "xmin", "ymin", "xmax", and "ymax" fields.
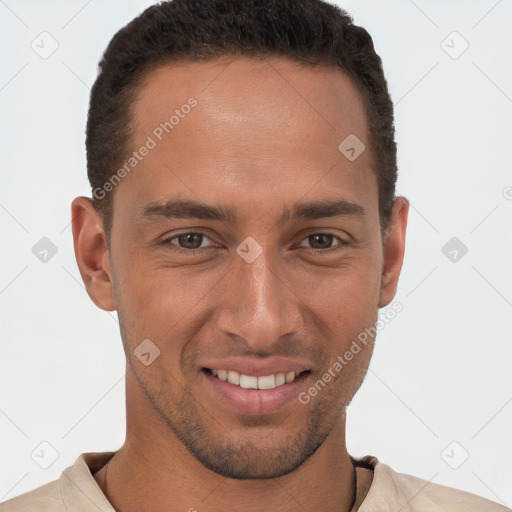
[{"xmin": 1, "ymin": 0, "xmax": 509, "ymax": 510}]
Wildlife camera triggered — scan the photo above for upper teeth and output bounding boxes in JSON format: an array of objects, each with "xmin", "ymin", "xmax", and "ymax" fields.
[{"xmin": 211, "ymin": 369, "xmax": 297, "ymax": 389}]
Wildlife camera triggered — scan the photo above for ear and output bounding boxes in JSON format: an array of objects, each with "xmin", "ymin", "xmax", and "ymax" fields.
[
  {"xmin": 379, "ymin": 196, "xmax": 409, "ymax": 308},
  {"xmin": 71, "ymin": 196, "xmax": 116, "ymax": 311}
]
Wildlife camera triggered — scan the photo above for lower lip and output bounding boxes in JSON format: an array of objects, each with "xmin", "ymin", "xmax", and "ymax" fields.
[{"xmin": 202, "ymin": 369, "xmax": 311, "ymax": 416}]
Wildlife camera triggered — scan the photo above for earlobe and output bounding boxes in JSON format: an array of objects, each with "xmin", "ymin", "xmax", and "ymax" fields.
[
  {"xmin": 379, "ymin": 196, "xmax": 409, "ymax": 308},
  {"xmin": 71, "ymin": 196, "xmax": 116, "ymax": 311}
]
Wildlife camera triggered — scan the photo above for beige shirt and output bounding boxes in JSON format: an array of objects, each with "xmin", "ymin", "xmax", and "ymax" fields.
[{"xmin": 0, "ymin": 451, "xmax": 509, "ymax": 511}]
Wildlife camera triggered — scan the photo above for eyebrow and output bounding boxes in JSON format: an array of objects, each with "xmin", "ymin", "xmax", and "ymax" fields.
[{"xmin": 138, "ymin": 198, "xmax": 365, "ymax": 224}]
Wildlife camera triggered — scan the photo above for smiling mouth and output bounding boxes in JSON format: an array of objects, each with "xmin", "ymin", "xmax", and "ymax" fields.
[{"xmin": 202, "ymin": 368, "xmax": 311, "ymax": 390}]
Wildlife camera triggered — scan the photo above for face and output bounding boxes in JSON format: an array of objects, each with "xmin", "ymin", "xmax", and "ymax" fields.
[{"xmin": 73, "ymin": 56, "xmax": 408, "ymax": 480}]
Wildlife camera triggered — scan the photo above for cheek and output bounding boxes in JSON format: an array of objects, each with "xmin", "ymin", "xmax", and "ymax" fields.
[
  {"xmin": 287, "ymin": 257, "xmax": 381, "ymax": 354},
  {"xmin": 117, "ymin": 260, "xmax": 223, "ymax": 341},
  {"xmin": 290, "ymin": 254, "xmax": 380, "ymax": 312}
]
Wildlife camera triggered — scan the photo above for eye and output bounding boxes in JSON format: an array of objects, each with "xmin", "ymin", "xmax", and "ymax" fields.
[
  {"xmin": 160, "ymin": 231, "xmax": 350, "ymax": 254},
  {"xmin": 297, "ymin": 232, "xmax": 349, "ymax": 251},
  {"xmin": 161, "ymin": 232, "xmax": 217, "ymax": 252}
]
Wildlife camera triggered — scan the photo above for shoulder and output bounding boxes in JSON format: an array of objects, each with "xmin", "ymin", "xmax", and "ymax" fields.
[
  {"xmin": 372, "ymin": 460, "xmax": 510, "ymax": 512},
  {"xmin": 354, "ymin": 455, "xmax": 510, "ymax": 512},
  {"xmin": 0, "ymin": 480, "xmax": 65, "ymax": 512},
  {"xmin": 0, "ymin": 451, "xmax": 115, "ymax": 512}
]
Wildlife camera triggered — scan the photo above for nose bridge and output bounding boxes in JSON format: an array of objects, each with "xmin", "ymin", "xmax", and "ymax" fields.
[{"xmin": 217, "ymin": 246, "xmax": 301, "ymax": 349}]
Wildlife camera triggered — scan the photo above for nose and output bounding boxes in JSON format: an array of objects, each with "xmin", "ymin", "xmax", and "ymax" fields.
[{"xmin": 216, "ymin": 246, "xmax": 303, "ymax": 351}]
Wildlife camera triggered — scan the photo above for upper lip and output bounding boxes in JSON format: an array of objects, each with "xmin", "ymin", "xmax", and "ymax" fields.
[{"xmin": 200, "ymin": 357, "xmax": 312, "ymax": 377}]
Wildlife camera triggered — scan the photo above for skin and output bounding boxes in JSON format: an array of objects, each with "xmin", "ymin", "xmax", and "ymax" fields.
[{"xmin": 72, "ymin": 55, "xmax": 409, "ymax": 512}]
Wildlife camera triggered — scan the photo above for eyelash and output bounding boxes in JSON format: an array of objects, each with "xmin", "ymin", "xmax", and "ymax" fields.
[{"xmin": 160, "ymin": 231, "xmax": 350, "ymax": 254}]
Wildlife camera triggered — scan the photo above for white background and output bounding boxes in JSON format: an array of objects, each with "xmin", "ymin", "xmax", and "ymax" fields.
[{"xmin": 1, "ymin": 0, "xmax": 511, "ymax": 506}]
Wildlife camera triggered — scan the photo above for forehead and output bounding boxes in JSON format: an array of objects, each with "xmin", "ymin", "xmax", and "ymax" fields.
[
  {"xmin": 132, "ymin": 55, "xmax": 369, "ymax": 146},
  {"xmin": 119, "ymin": 56, "xmax": 376, "ymax": 223}
]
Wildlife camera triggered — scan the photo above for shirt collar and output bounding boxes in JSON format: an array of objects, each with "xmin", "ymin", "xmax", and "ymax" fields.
[
  {"xmin": 59, "ymin": 451, "xmax": 408, "ymax": 511},
  {"xmin": 355, "ymin": 455, "xmax": 414, "ymax": 511},
  {"xmin": 59, "ymin": 451, "xmax": 116, "ymax": 512}
]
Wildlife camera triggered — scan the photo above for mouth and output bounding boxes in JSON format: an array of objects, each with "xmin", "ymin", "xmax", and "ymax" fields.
[
  {"xmin": 203, "ymin": 367, "xmax": 309, "ymax": 389},
  {"xmin": 201, "ymin": 367, "xmax": 312, "ymax": 415}
]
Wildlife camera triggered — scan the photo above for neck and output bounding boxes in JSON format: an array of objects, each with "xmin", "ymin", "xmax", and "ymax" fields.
[{"xmin": 94, "ymin": 367, "xmax": 372, "ymax": 512}]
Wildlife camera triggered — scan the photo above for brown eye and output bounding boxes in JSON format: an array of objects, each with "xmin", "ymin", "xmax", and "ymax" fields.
[
  {"xmin": 298, "ymin": 233, "xmax": 349, "ymax": 251},
  {"xmin": 175, "ymin": 233, "xmax": 204, "ymax": 249},
  {"xmin": 308, "ymin": 234, "xmax": 334, "ymax": 249},
  {"xmin": 161, "ymin": 232, "xmax": 216, "ymax": 251}
]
